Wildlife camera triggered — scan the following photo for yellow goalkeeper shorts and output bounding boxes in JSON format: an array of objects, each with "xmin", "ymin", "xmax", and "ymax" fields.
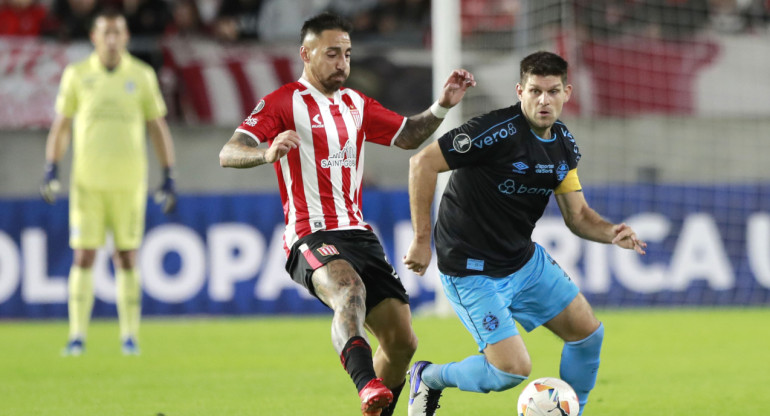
[{"xmin": 69, "ymin": 183, "xmax": 147, "ymax": 251}]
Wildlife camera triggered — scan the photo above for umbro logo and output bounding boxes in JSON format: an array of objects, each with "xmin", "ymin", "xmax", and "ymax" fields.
[
  {"xmin": 512, "ymin": 161, "xmax": 528, "ymax": 174},
  {"xmin": 312, "ymin": 114, "xmax": 324, "ymax": 128}
]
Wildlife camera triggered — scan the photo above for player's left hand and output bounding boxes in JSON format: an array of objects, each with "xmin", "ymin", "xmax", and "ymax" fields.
[
  {"xmin": 154, "ymin": 167, "xmax": 177, "ymax": 214},
  {"xmin": 611, "ymin": 223, "xmax": 647, "ymax": 255},
  {"xmin": 437, "ymin": 69, "xmax": 476, "ymax": 109}
]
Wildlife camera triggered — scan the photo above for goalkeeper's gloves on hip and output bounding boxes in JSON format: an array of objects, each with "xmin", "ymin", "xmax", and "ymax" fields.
[
  {"xmin": 40, "ymin": 162, "xmax": 60, "ymax": 204},
  {"xmin": 154, "ymin": 167, "xmax": 177, "ymax": 214}
]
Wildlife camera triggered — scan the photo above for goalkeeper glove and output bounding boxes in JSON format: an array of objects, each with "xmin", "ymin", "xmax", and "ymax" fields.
[
  {"xmin": 40, "ymin": 162, "xmax": 60, "ymax": 204},
  {"xmin": 154, "ymin": 167, "xmax": 177, "ymax": 214}
]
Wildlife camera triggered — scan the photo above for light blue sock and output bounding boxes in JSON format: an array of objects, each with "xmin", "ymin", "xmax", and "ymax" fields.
[
  {"xmin": 560, "ymin": 322, "xmax": 604, "ymax": 415},
  {"xmin": 422, "ymin": 355, "xmax": 527, "ymax": 393}
]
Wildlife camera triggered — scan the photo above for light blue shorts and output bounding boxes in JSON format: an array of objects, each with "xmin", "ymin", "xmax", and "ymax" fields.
[{"xmin": 440, "ymin": 243, "xmax": 579, "ymax": 352}]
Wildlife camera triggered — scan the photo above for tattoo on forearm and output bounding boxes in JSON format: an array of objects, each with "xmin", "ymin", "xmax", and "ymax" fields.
[
  {"xmin": 221, "ymin": 133, "xmax": 267, "ymax": 168},
  {"xmin": 228, "ymin": 149, "xmax": 266, "ymax": 168},
  {"xmin": 397, "ymin": 110, "xmax": 444, "ymax": 149}
]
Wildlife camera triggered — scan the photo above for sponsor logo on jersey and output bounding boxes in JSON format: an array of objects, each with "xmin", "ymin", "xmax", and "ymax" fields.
[
  {"xmin": 498, "ymin": 179, "xmax": 553, "ymax": 196},
  {"xmin": 512, "ymin": 161, "xmax": 529, "ymax": 174},
  {"xmin": 317, "ymin": 244, "xmax": 339, "ymax": 256},
  {"xmin": 473, "ymin": 122, "xmax": 517, "ymax": 150},
  {"xmin": 556, "ymin": 162, "xmax": 569, "ymax": 181},
  {"xmin": 535, "ymin": 163, "xmax": 554, "ymax": 174},
  {"xmin": 244, "ymin": 116, "xmax": 258, "ymax": 127},
  {"xmin": 321, "ymin": 141, "xmax": 356, "ymax": 168},
  {"xmin": 451, "ymin": 119, "xmax": 518, "ymax": 153},
  {"xmin": 453, "ymin": 133, "xmax": 472, "ymax": 153},
  {"xmin": 312, "ymin": 114, "xmax": 324, "ymax": 128}
]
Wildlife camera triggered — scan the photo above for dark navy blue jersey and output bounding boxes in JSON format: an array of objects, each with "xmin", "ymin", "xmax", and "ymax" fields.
[{"xmin": 434, "ymin": 102, "xmax": 581, "ymax": 277}]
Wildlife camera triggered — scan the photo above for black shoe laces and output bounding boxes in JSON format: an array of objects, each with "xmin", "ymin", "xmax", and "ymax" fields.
[{"xmin": 425, "ymin": 389, "xmax": 442, "ymax": 414}]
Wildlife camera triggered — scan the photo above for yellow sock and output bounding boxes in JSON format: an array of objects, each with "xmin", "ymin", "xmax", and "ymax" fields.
[
  {"xmin": 116, "ymin": 268, "xmax": 141, "ymax": 340},
  {"xmin": 68, "ymin": 266, "xmax": 94, "ymax": 340}
]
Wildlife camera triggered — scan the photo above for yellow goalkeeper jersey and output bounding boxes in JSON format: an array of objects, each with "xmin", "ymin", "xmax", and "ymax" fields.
[{"xmin": 56, "ymin": 52, "xmax": 167, "ymax": 191}]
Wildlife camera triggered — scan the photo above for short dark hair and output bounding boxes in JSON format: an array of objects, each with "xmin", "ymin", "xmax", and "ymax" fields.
[
  {"xmin": 520, "ymin": 51, "xmax": 569, "ymax": 85},
  {"xmin": 300, "ymin": 12, "xmax": 353, "ymax": 44},
  {"xmin": 90, "ymin": 7, "xmax": 126, "ymax": 31}
]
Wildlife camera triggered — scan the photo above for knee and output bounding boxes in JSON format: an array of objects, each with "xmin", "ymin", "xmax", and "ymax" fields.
[
  {"xmin": 336, "ymin": 277, "xmax": 366, "ymax": 307},
  {"xmin": 380, "ymin": 329, "xmax": 418, "ymax": 363},
  {"xmin": 483, "ymin": 361, "xmax": 528, "ymax": 393},
  {"xmin": 401, "ymin": 331, "xmax": 418, "ymax": 359},
  {"xmin": 572, "ymin": 321, "xmax": 604, "ymax": 349},
  {"xmin": 495, "ymin": 356, "xmax": 532, "ymax": 379},
  {"xmin": 74, "ymin": 250, "xmax": 96, "ymax": 268},
  {"xmin": 113, "ymin": 251, "xmax": 137, "ymax": 269}
]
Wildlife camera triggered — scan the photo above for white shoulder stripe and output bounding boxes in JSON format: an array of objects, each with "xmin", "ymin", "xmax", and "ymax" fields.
[
  {"xmin": 389, "ymin": 118, "xmax": 407, "ymax": 146},
  {"xmin": 235, "ymin": 128, "xmax": 261, "ymax": 144}
]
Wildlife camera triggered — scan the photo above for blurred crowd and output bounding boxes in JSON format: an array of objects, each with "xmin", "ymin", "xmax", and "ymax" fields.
[
  {"xmin": 0, "ymin": 0, "xmax": 432, "ymax": 43},
  {"xmin": 2, "ymin": 0, "xmax": 768, "ymax": 44},
  {"xmin": 574, "ymin": 0, "xmax": 770, "ymax": 40}
]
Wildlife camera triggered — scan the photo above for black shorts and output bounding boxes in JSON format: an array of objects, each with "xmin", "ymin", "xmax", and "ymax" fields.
[{"xmin": 285, "ymin": 229, "xmax": 409, "ymax": 314}]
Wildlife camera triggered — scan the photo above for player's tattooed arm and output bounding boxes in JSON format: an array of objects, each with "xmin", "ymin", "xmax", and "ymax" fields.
[
  {"xmin": 219, "ymin": 130, "xmax": 300, "ymax": 168},
  {"xmin": 219, "ymin": 132, "xmax": 267, "ymax": 168},
  {"xmin": 393, "ymin": 110, "xmax": 445, "ymax": 150}
]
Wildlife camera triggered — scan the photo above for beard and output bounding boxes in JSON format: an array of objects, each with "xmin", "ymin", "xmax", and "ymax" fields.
[{"xmin": 319, "ymin": 72, "xmax": 347, "ymax": 94}]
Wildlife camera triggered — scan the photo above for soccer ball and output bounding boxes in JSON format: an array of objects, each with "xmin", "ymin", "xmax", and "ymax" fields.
[{"xmin": 517, "ymin": 377, "xmax": 580, "ymax": 416}]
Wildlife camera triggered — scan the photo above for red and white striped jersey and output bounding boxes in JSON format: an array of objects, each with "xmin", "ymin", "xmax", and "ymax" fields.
[{"xmin": 235, "ymin": 78, "xmax": 407, "ymax": 255}]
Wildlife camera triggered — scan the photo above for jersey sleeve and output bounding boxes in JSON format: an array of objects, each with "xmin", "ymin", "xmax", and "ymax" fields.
[
  {"xmin": 235, "ymin": 93, "xmax": 286, "ymax": 145},
  {"xmin": 555, "ymin": 168, "xmax": 582, "ymax": 194},
  {"xmin": 558, "ymin": 122, "xmax": 581, "ymax": 169},
  {"xmin": 437, "ymin": 110, "xmax": 518, "ymax": 169},
  {"xmin": 141, "ymin": 66, "xmax": 167, "ymax": 121},
  {"xmin": 361, "ymin": 95, "xmax": 406, "ymax": 146},
  {"xmin": 55, "ymin": 65, "xmax": 78, "ymax": 117}
]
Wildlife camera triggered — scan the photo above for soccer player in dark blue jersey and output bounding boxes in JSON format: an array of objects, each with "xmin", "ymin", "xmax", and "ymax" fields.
[{"xmin": 402, "ymin": 51, "xmax": 646, "ymax": 416}]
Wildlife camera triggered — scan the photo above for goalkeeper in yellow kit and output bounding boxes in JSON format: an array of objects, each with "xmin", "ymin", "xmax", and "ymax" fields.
[{"xmin": 40, "ymin": 9, "xmax": 177, "ymax": 356}]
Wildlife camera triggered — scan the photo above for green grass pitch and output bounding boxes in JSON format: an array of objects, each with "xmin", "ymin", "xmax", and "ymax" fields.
[{"xmin": 3, "ymin": 308, "xmax": 769, "ymax": 415}]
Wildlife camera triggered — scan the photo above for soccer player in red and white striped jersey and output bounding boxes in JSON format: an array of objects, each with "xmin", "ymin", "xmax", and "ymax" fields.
[{"xmin": 219, "ymin": 12, "xmax": 475, "ymax": 416}]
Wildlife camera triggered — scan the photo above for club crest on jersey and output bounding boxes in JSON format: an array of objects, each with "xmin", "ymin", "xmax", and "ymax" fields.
[
  {"xmin": 349, "ymin": 105, "xmax": 362, "ymax": 130},
  {"xmin": 556, "ymin": 162, "xmax": 569, "ymax": 181},
  {"xmin": 317, "ymin": 244, "xmax": 339, "ymax": 256},
  {"xmin": 312, "ymin": 114, "xmax": 324, "ymax": 128},
  {"xmin": 124, "ymin": 80, "xmax": 135, "ymax": 93},
  {"xmin": 452, "ymin": 133, "xmax": 472, "ymax": 153}
]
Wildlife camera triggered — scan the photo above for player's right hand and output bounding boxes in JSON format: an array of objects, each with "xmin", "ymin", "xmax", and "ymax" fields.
[
  {"xmin": 403, "ymin": 239, "xmax": 432, "ymax": 276},
  {"xmin": 40, "ymin": 162, "xmax": 60, "ymax": 204},
  {"xmin": 265, "ymin": 130, "xmax": 301, "ymax": 163},
  {"xmin": 154, "ymin": 167, "xmax": 177, "ymax": 215}
]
